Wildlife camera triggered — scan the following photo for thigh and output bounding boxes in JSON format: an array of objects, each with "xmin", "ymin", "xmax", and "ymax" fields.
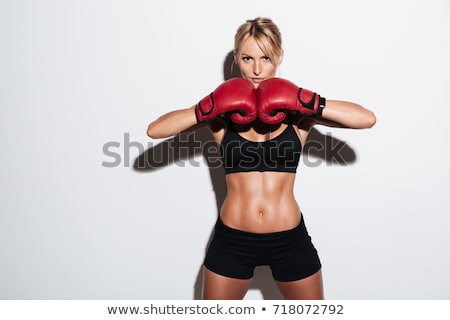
[
  {"xmin": 276, "ymin": 269, "xmax": 324, "ymax": 300},
  {"xmin": 202, "ymin": 267, "xmax": 252, "ymax": 300}
]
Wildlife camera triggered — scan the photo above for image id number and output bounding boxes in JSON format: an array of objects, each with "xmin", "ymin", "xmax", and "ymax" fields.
[{"xmin": 273, "ymin": 304, "xmax": 344, "ymax": 315}]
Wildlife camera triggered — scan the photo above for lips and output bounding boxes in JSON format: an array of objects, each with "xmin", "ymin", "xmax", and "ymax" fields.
[
  {"xmin": 251, "ymin": 78, "xmax": 265, "ymax": 88},
  {"xmin": 251, "ymin": 78, "xmax": 265, "ymax": 84}
]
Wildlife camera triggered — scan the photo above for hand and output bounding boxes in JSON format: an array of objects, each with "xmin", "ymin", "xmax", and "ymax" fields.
[
  {"xmin": 195, "ymin": 78, "xmax": 257, "ymax": 124},
  {"xmin": 256, "ymin": 77, "xmax": 326, "ymax": 124}
]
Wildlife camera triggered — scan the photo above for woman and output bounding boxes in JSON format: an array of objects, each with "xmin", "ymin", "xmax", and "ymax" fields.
[{"xmin": 147, "ymin": 17, "xmax": 376, "ymax": 300}]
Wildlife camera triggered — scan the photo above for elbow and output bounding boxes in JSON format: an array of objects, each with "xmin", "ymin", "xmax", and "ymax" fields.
[
  {"xmin": 352, "ymin": 110, "xmax": 376, "ymax": 129},
  {"xmin": 147, "ymin": 121, "xmax": 173, "ymax": 139},
  {"xmin": 356, "ymin": 109, "xmax": 376, "ymax": 129},
  {"xmin": 365, "ymin": 111, "xmax": 377, "ymax": 128},
  {"xmin": 146, "ymin": 123, "xmax": 160, "ymax": 139}
]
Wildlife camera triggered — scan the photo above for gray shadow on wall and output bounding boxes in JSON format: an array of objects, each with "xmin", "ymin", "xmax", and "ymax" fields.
[{"xmin": 133, "ymin": 50, "xmax": 356, "ymax": 300}]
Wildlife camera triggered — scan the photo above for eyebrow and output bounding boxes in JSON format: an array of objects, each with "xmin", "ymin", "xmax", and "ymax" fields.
[{"xmin": 240, "ymin": 53, "xmax": 269, "ymax": 58}]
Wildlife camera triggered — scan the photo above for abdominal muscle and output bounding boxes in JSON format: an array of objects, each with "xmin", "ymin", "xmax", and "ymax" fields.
[{"xmin": 220, "ymin": 171, "xmax": 302, "ymax": 233}]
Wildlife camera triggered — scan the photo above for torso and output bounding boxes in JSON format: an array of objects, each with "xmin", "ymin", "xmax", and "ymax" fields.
[{"xmin": 209, "ymin": 119, "xmax": 311, "ymax": 233}]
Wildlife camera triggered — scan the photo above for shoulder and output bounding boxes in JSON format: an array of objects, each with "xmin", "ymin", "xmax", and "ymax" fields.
[
  {"xmin": 290, "ymin": 114, "xmax": 318, "ymax": 146},
  {"xmin": 208, "ymin": 117, "xmax": 229, "ymax": 144},
  {"xmin": 291, "ymin": 114, "xmax": 316, "ymax": 131},
  {"xmin": 291, "ymin": 113, "xmax": 343, "ymax": 131}
]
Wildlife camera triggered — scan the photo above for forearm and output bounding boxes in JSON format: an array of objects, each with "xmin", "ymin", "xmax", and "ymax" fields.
[
  {"xmin": 147, "ymin": 106, "xmax": 198, "ymax": 139},
  {"xmin": 320, "ymin": 100, "xmax": 376, "ymax": 129}
]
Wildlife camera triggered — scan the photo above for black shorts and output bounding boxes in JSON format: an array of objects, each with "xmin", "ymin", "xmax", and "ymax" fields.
[{"xmin": 203, "ymin": 214, "xmax": 321, "ymax": 282}]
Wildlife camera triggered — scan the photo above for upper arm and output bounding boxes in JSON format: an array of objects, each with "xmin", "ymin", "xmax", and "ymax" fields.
[
  {"xmin": 310, "ymin": 117, "xmax": 347, "ymax": 128},
  {"xmin": 321, "ymin": 100, "xmax": 376, "ymax": 129}
]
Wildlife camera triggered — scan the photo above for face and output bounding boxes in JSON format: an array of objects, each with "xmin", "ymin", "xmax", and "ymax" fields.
[{"xmin": 235, "ymin": 36, "xmax": 283, "ymax": 88}]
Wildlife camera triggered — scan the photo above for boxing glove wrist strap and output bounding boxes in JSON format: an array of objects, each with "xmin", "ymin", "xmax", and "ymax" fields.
[{"xmin": 316, "ymin": 97, "xmax": 326, "ymax": 117}]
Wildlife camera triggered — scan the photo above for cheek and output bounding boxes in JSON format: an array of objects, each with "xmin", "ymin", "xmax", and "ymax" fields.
[
  {"xmin": 265, "ymin": 64, "xmax": 277, "ymax": 75},
  {"xmin": 237, "ymin": 63, "xmax": 252, "ymax": 77}
]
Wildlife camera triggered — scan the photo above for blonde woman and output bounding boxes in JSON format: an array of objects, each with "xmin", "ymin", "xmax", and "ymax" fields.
[{"xmin": 147, "ymin": 17, "xmax": 376, "ymax": 299}]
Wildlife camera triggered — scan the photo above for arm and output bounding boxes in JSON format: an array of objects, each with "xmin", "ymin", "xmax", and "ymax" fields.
[
  {"xmin": 257, "ymin": 78, "xmax": 376, "ymax": 129},
  {"xmin": 147, "ymin": 78, "xmax": 258, "ymax": 139},
  {"xmin": 147, "ymin": 106, "xmax": 199, "ymax": 139},
  {"xmin": 318, "ymin": 100, "xmax": 376, "ymax": 129}
]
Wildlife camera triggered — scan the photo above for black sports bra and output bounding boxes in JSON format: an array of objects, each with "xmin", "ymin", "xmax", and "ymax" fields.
[{"xmin": 220, "ymin": 124, "xmax": 302, "ymax": 174}]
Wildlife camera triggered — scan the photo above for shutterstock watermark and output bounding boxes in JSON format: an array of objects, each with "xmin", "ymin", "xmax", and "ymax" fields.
[{"xmin": 101, "ymin": 131, "xmax": 354, "ymax": 169}]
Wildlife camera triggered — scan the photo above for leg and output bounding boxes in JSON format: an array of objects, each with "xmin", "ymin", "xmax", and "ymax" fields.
[
  {"xmin": 202, "ymin": 267, "xmax": 252, "ymax": 300},
  {"xmin": 275, "ymin": 269, "xmax": 324, "ymax": 300}
]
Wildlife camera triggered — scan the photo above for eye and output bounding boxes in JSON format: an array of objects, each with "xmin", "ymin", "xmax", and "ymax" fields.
[
  {"xmin": 262, "ymin": 56, "xmax": 271, "ymax": 62},
  {"xmin": 241, "ymin": 56, "xmax": 252, "ymax": 62}
]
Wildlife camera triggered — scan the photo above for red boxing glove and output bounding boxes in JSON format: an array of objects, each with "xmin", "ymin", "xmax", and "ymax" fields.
[
  {"xmin": 257, "ymin": 77, "xmax": 326, "ymax": 124},
  {"xmin": 195, "ymin": 78, "xmax": 257, "ymax": 124}
]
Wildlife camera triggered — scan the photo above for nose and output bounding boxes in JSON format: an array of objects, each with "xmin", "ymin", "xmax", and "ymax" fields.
[{"xmin": 253, "ymin": 61, "xmax": 261, "ymax": 76}]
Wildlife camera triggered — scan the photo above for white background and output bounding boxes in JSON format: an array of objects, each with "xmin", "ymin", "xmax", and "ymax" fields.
[{"xmin": 1, "ymin": 0, "xmax": 449, "ymax": 299}]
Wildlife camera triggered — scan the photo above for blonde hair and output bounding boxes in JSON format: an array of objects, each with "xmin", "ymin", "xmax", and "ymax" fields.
[{"xmin": 234, "ymin": 17, "xmax": 283, "ymax": 65}]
